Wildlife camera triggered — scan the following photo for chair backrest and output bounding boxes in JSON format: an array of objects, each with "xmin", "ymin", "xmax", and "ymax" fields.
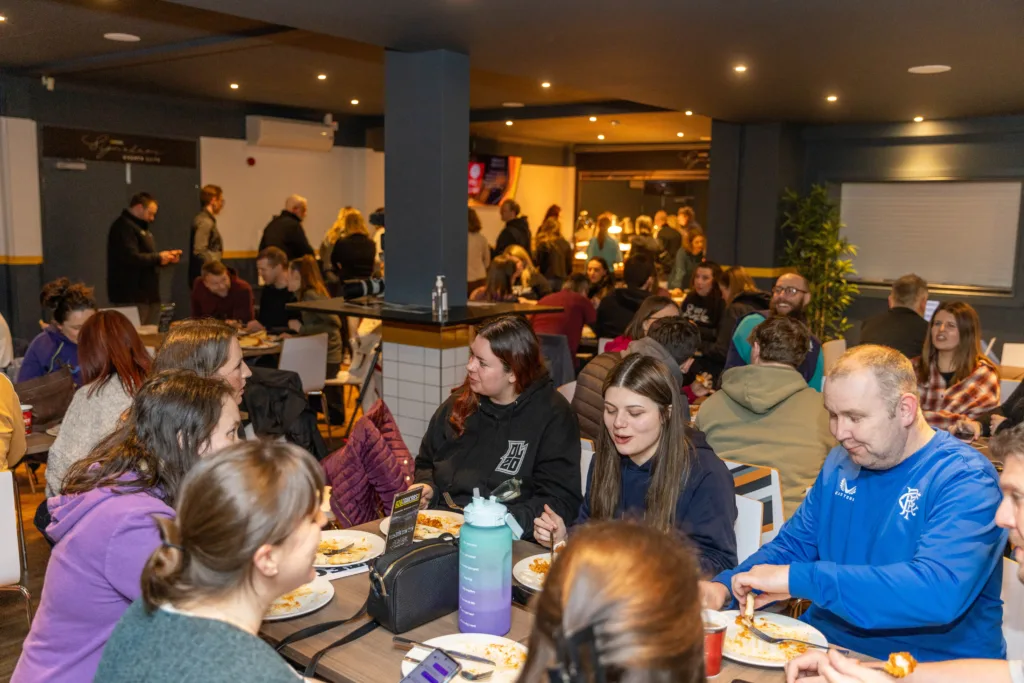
[
  {"xmin": 100, "ymin": 306, "xmax": 142, "ymax": 329},
  {"xmin": 557, "ymin": 381, "xmax": 577, "ymax": 403},
  {"xmin": 722, "ymin": 458, "xmax": 785, "ymax": 544},
  {"xmin": 1003, "ymin": 557, "xmax": 1024, "ymax": 659},
  {"xmin": 1003, "ymin": 343, "xmax": 1024, "ymax": 369},
  {"xmin": 538, "ymin": 334, "xmax": 575, "ymax": 387},
  {"xmin": 580, "ymin": 438, "xmax": 595, "ymax": 496},
  {"xmin": 1002, "ymin": 379, "xmax": 1021, "ymax": 403},
  {"xmin": 734, "ymin": 494, "xmax": 763, "ymax": 565},
  {"xmin": 597, "ymin": 337, "xmax": 613, "ymax": 354},
  {"xmin": 278, "ymin": 334, "xmax": 329, "ymax": 394},
  {"xmin": 0, "ymin": 470, "xmax": 23, "ymax": 586},
  {"xmin": 821, "ymin": 339, "xmax": 847, "ymax": 375}
]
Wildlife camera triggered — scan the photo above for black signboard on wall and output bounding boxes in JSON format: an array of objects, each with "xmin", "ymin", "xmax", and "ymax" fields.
[{"xmin": 41, "ymin": 126, "xmax": 197, "ymax": 168}]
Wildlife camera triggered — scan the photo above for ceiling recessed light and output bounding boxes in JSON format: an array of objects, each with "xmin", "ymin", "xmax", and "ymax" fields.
[
  {"xmin": 610, "ymin": 120, "xmax": 620, "ymax": 126},
  {"xmin": 908, "ymin": 65, "xmax": 951, "ymax": 74},
  {"xmin": 229, "ymin": 83, "xmax": 239, "ymax": 90},
  {"xmin": 597, "ymin": 134, "xmax": 605, "ymax": 140},
  {"xmin": 104, "ymin": 32, "xmax": 141, "ymax": 42},
  {"xmin": 734, "ymin": 65, "xmax": 747, "ymax": 73},
  {"xmin": 541, "ymin": 81, "xmax": 551, "ymax": 88},
  {"xmin": 676, "ymin": 132, "xmax": 684, "ymax": 137},
  {"xmin": 317, "ymin": 74, "xmax": 327, "ymax": 81},
  {"xmin": 913, "ymin": 116, "xmax": 924, "ymax": 123},
  {"xmin": 685, "ymin": 110, "xmax": 693, "ymax": 116},
  {"xmin": 350, "ymin": 99, "xmax": 359, "ymax": 105},
  {"xmin": 0, "ymin": 15, "xmax": 7, "ymax": 22},
  {"xmin": 502, "ymin": 101, "xmax": 525, "ymax": 108},
  {"xmin": 588, "ymin": 116, "xmax": 597, "ymax": 122},
  {"xmin": 826, "ymin": 95, "xmax": 838, "ymax": 102},
  {"xmin": 505, "ymin": 120, "xmax": 513, "ymax": 126}
]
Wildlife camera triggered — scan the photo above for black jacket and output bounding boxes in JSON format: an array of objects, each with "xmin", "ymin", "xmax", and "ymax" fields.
[
  {"xmin": 595, "ymin": 286, "xmax": 651, "ymax": 339},
  {"xmin": 107, "ymin": 210, "xmax": 161, "ymax": 304},
  {"xmin": 414, "ymin": 374, "xmax": 583, "ymax": 539},
  {"xmin": 493, "ymin": 216, "xmax": 531, "ymax": 257},
  {"xmin": 709, "ymin": 290, "xmax": 772, "ymax": 365},
  {"xmin": 534, "ymin": 237, "xmax": 573, "ymax": 283},
  {"xmin": 657, "ymin": 227, "xmax": 682, "ymax": 272},
  {"xmin": 242, "ymin": 367, "xmax": 327, "ymax": 460},
  {"xmin": 330, "ymin": 233, "xmax": 377, "ymax": 281},
  {"xmin": 858, "ymin": 306, "xmax": 928, "ymax": 359},
  {"xmin": 259, "ymin": 211, "xmax": 315, "ymax": 261}
]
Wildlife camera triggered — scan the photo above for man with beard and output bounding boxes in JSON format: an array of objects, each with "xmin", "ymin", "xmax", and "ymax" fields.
[
  {"xmin": 723, "ymin": 271, "xmax": 824, "ymax": 390},
  {"xmin": 702, "ymin": 345, "xmax": 1006, "ymax": 664}
]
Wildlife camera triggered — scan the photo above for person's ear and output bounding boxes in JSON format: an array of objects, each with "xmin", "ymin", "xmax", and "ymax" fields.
[
  {"xmin": 681, "ymin": 358, "xmax": 695, "ymax": 374},
  {"xmin": 508, "ymin": 371, "xmax": 517, "ymax": 386},
  {"xmin": 750, "ymin": 342, "xmax": 761, "ymax": 365},
  {"xmin": 898, "ymin": 393, "xmax": 919, "ymax": 427},
  {"xmin": 252, "ymin": 544, "xmax": 279, "ymax": 579}
]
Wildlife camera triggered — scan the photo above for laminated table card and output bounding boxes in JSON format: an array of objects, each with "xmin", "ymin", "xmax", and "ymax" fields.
[{"xmin": 385, "ymin": 488, "xmax": 423, "ymax": 552}]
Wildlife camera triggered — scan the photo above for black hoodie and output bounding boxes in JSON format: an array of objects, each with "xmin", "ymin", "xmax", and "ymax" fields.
[
  {"xmin": 493, "ymin": 216, "xmax": 531, "ymax": 257},
  {"xmin": 708, "ymin": 290, "xmax": 772, "ymax": 364},
  {"xmin": 415, "ymin": 374, "xmax": 583, "ymax": 539},
  {"xmin": 595, "ymin": 287, "xmax": 651, "ymax": 338}
]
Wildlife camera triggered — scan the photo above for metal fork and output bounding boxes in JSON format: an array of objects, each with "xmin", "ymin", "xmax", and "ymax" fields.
[
  {"xmin": 743, "ymin": 619, "xmax": 848, "ymax": 654},
  {"xmin": 320, "ymin": 542, "xmax": 355, "ymax": 557}
]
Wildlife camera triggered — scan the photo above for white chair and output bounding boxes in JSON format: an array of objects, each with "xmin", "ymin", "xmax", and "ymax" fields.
[
  {"xmin": 557, "ymin": 381, "xmax": 577, "ymax": 403},
  {"xmin": 597, "ymin": 337, "xmax": 613, "ymax": 354},
  {"xmin": 734, "ymin": 494, "xmax": 763, "ymax": 564},
  {"xmin": 0, "ymin": 470, "xmax": 31, "ymax": 627},
  {"xmin": 722, "ymin": 459, "xmax": 786, "ymax": 544},
  {"xmin": 1003, "ymin": 343, "xmax": 1024, "ymax": 368},
  {"xmin": 580, "ymin": 438, "xmax": 595, "ymax": 496},
  {"xmin": 1002, "ymin": 380, "xmax": 1020, "ymax": 403},
  {"xmin": 1003, "ymin": 557, "xmax": 1024, "ymax": 659},
  {"xmin": 101, "ymin": 306, "xmax": 142, "ymax": 329},
  {"xmin": 277, "ymin": 334, "xmax": 332, "ymax": 438},
  {"xmin": 821, "ymin": 339, "xmax": 847, "ymax": 375}
]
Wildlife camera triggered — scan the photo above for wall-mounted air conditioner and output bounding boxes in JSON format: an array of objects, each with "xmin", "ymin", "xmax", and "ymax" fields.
[{"xmin": 245, "ymin": 116, "xmax": 334, "ymax": 152}]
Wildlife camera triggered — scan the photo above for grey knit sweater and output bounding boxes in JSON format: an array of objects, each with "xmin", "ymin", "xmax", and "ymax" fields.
[{"xmin": 95, "ymin": 601, "xmax": 301, "ymax": 682}]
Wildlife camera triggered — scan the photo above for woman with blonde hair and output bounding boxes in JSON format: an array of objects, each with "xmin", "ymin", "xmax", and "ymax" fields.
[
  {"xmin": 94, "ymin": 442, "xmax": 326, "ymax": 682},
  {"xmin": 319, "ymin": 206, "xmax": 354, "ymax": 265},
  {"xmin": 503, "ymin": 243, "xmax": 552, "ymax": 299},
  {"xmin": 533, "ymin": 217, "xmax": 573, "ymax": 291},
  {"xmin": 467, "ymin": 207, "xmax": 490, "ymax": 293},
  {"xmin": 519, "ymin": 521, "xmax": 706, "ymax": 683},
  {"xmin": 330, "ymin": 208, "xmax": 376, "ymax": 282}
]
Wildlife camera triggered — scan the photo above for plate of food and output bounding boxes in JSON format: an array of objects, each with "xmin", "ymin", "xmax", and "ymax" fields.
[
  {"xmin": 400, "ymin": 633, "xmax": 528, "ymax": 683},
  {"xmin": 379, "ymin": 510, "xmax": 464, "ymax": 541},
  {"xmin": 513, "ymin": 553, "xmax": 552, "ymax": 592},
  {"xmin": 721, "ymin": 609, "xmax": 828, "ymax": 668},
  {"xmin": 45, "ymin": 424, "xmax": 61, "ymax": 437},
  {"xmin": 264, "ymin": 575, "xmax": 334, "ymax": 621},
  {"xmin": 314, "ymin": 529, "xmax": 386, "ymax": 568}
]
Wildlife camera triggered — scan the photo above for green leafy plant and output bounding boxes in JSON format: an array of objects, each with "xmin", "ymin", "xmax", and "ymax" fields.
[{"xmin": 780, "ymin": 185, "xmax": 859, "ymax": 342}]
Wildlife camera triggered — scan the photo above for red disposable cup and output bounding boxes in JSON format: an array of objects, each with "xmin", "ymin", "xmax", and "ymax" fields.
[
  {"xmin": 703, "ymin": 610, "xmax": 728, "ymax": 677},
  {"xmin": 20, "ymin": 404, "xmax": 33, "ymax": 435}
]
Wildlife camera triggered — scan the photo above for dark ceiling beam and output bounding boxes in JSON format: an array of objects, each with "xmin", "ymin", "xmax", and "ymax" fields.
[
  {"xmin": 12, "ymin": 24, "xmax": 297, "ymax": 76},
  {"xmin": 470, "ymin": 100, "xmax": 671, "ymax": 123}
]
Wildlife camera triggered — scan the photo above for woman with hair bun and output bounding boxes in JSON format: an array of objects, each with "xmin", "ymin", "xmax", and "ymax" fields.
[
  {"xmin": 95, "ymin": 442, "xmax": 326, "ymax": 682},
  {"xmin": 13, "ymin": 371, "xmax": 240, "ymax": 683},
  {"xmin": 18, "ymin": 277, "xmax": 98, "ymax": 385}
]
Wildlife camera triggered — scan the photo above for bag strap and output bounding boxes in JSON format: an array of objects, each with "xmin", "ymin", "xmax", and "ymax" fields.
[
  {"xmin": 303, "ymin": 619, "xmax": 380, "ymax": 677},
  {"xmin": 274, "ymin": 599, "xmax": 367, "ymax": 652}
]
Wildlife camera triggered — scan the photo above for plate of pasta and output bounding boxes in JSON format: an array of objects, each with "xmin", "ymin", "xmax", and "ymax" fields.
[
  {"xmin": 512, "ymin": 553, "xmax": 552, "ymax": 592},
  {"xmin": 264, "ymin": 576, "xmax": 334, "ymax": 621},
  {"xmin": 314, "ymin": 530, "xmax": 386, "ymax": 568},
  {"xmin": 379, "ymin": 511, "xmax": 464, "ymax": 541}
]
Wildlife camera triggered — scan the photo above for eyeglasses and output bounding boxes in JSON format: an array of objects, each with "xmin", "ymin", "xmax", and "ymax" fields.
[{"xmin": 772, "ymin": 286, "xmax": 808, "ymax": 296}]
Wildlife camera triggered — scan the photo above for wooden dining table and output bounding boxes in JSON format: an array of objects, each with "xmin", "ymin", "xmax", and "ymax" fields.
[{"xmin": 260, "ymin": 520, "xmax": 858, "ymax": 682}]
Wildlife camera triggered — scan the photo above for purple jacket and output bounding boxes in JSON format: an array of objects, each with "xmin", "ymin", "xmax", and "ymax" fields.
[
  {"xmin": 13, "ymin": 486, "xmax": 172, "ymax": 683},
  {"xmin": 323, "ymin": 400, "xmax": 414, "ymax": 527}
]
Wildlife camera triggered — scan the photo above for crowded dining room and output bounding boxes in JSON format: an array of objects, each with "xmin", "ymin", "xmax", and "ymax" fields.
[{"xmin": 2, "ymin": 0, "xmax": 1024, "ymax": 681}]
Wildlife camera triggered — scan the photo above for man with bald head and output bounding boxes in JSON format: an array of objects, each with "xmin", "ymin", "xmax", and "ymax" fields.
[
  {"xmin": 702, "ymin": 345, "xmax": 1006, "ymax": 662},
  {"xmin": 723, "ymin": 271, "xmax": 825, "ymax": 389},
  {"xmin": 259, "ymin": 194, "xmax": 314, "ymax": 261}
]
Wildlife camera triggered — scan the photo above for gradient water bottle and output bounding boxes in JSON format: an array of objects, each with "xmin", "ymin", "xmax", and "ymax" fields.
[{"xmin": 458, "ymin": 489, "xmax": 522, "ymax": 635}]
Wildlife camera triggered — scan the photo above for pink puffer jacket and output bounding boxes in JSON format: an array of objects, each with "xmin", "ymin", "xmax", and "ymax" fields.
[{"xmin": 322, "ymin": 400, "xmax": 414, "ymax": 528}]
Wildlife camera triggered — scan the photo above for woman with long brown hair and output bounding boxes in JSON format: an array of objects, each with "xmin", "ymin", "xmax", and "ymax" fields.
[
  {"xmin": 916, "ymin": 301, "xmax": 1000, "ymax": 436},
  {"xmin": 14, "ymin": 371, "xmax": 240, "ymax": 683},
  {"xmin": 519, "ymin": 521, "xmax": 706, "ymax": 683},
  {"xmin": 533, "ymin": 216, "xmax": 573, "ymax": 291},
  {"xmin": 534, "ymin": 354, "xmax": 737, "ymax": 575},
  {"xmin": 410, "ymin": 315, "xmax": 582, "ymax": 537},
  {"xmin": 470, "ymin": 255, "xmax": 519, "ymax": 303},
  {"xmin": 585, "ymin": 214, "xmax": 623, "ymax": 267},
  {"xmin": 680, "ymin": 260, "xmax": 726, "ymax": 380},
  {"xmin": 19, "ymin": 277, "xmax": 97, "ymax": 385},
  {"xmin": 95, "ymin": 442, "xmax": 325, "ymax": 682},
  {"xmin": 585, "ymin": 256, "xmax": 615, "ymax": 307},
  {"xmin": 45, "ymin": 310, "xmax": 152, "ymax": 496},
  {"xmin": 603, "ymin": 294, "xmax": 680, "ymax": 353}
]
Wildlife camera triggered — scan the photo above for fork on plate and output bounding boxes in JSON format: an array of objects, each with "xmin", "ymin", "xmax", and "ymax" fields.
[{"xmin": 743, "ymin": 619, "xmax": 849, "ymax": 654}]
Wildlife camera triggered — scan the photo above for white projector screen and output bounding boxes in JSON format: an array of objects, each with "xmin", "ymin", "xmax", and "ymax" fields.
[{"xmin": 839, "ymin": 182, "xmax": 1021, "ymax": 290}]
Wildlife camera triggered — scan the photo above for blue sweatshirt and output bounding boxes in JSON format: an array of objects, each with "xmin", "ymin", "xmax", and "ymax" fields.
[
  {"xmin": 713, "ymin": 429, "xmax": 1006, "ymax": 662},
  {"xmin": 724, "ymin": 311, "xmax": 824, "ymax": 390},
  {"xmin": 575, "ymin": 429, "xmax": 738, "ymax": 576},
  {"xmin": 18, "ymin": 325, "xmax": 82, "ymax": 386}
]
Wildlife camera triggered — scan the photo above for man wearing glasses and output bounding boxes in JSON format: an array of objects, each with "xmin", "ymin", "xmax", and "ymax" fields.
[{"xmin": 723, "ymin": 272, "xmax": 825, "ymax": 390}]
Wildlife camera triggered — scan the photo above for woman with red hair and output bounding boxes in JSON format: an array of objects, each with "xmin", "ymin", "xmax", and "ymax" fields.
[
  {"xmin": 45, "ymin": 310, "xmax": 151, "ymax": 496},
  {"xmin": 410, "ymin": 315, "xmax": 582, "ymax": 538}
]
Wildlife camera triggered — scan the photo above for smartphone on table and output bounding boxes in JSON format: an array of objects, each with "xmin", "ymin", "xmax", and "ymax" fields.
[{"xmin": 400, "ymin": 648, "xmax": 462, "ymax": 683}]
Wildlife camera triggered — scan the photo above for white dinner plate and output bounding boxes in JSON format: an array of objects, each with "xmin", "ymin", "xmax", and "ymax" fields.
[
  {"xmin": 721, "ymin": 610, "xmax": 828, "ymax": 668},
  {"xmin": 263, "ymin": 575, "xmax": 334, "ymax": 621},
  {"xmin": 314, "ymin": 529, "xmax": 386, "ymax": 568},
  {"xmin": 379, "ymin": 510, "xmax": 464, "ymax": 541},
  {"xmin": 400, "ymin": 633, "xmax": 528, "ymax": 683},
  {"xmin": 512, "ymin": 553, "xmax": 552, "ymax": 592}
]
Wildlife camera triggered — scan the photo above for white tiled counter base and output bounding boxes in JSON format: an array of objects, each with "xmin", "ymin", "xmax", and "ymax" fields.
[{"xmin": 382, "ymin": 341, "xmax": 469, "ymax": 456}]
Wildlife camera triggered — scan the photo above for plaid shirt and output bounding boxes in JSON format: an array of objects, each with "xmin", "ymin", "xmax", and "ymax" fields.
[{"xmin": 918, "ymin": 357, "xmax": 1000, "ymax": 431}]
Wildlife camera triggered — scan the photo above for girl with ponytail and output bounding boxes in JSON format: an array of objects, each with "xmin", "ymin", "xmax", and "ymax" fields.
[
  {"xmin": 95, "ymin": 442, "xmax": 326, "ymax": 682},
  {"xmin": 13, "ymin": 371, "xmax": 240, "ymax": 683}
]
